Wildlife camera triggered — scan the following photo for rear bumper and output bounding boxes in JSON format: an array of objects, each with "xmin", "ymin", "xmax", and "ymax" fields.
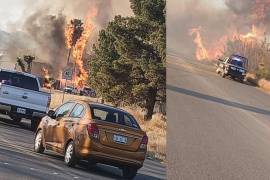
[
  {"xmin": 0, "ymin": 102, "xmax": 46, "ymax": 119},
  {"xmin": 78, "ymin": 140, "xmax": 145, "ymax": 169}
]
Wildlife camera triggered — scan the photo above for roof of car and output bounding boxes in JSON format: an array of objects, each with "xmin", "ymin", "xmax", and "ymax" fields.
[
  {"xmin": 230, "ymin": 54, "xmax": 247, "ymax": 59},
  {"xmin": 0, "ymin": 68, "xmax": 37, "ymax": 78},
  {"xmin": 90, "ymin": 102, "xmax": 127, "ymax": 112}
]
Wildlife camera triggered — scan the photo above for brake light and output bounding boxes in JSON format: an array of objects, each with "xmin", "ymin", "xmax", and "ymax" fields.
[
  {"xmin": 87, "ymin": 123, "xmax": 99, "ymax": 139},
  {"xmin": 140, "ymin": 135, "xmax": 148, "ymax": 149}
]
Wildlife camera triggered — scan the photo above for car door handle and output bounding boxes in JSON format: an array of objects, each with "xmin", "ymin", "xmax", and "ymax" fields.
[{"xmin": 22, "ymin": 95, "xmax": 28, "ymax": 99}]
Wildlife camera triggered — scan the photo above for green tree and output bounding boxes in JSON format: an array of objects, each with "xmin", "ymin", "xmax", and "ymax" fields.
[{"xmin": 89, "ymin": 0, "xmax": 166, "ymax": 119}]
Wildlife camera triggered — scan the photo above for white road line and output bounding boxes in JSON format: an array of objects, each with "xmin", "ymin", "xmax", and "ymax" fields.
[
  {"xmin": 52, "ymin": 172, "xmax": 59, "ymax": 175},
  {"xmin": 4, "ymin": 162, "xmax": 9, "ymax": 165},
  {"xmin": 73, "ymin": 177, "xmax": 79, "ymax": 179}
]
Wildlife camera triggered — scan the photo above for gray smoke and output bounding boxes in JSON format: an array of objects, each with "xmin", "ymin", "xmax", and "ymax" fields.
[
  {"xmin": 23, "ymin": 10, "xmax": 67, "ymax": 77},
  {"xmin": 168, "ymin": 0, "xmax": 270, "ymax": 59},
  {"xmin": 4, "ymin": 0, "xmax": 132, "ymax": 77}
]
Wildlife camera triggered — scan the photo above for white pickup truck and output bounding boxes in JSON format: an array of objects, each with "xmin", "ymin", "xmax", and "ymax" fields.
[{"xmin": 0, "ymin": 69, "xmax": 51, "ymax": 130}]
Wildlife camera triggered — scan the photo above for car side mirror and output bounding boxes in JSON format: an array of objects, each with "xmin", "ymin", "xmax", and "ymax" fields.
[{"xmin": 47, "ymin": 110, "xmax": 55, "ymax": 118}]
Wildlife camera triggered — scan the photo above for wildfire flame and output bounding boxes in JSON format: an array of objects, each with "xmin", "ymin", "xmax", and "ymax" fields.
[
  {"xmin": 65, "ymin": 7, "xmax": 97, "ymax": 89},
  {"xmin": 240, "ymin": 25, "xmax": 258, "ymax": 39},
  {"xmin": 42, "ymin": 67, "xmax": 51, "ymax": 88},
  {"xmin": 190, "ymin": 24, "xmax": 266, "ymax": 61},
  {"xmin": 189, "ymin": 27, "xmax": 209, "ymax": 61}
]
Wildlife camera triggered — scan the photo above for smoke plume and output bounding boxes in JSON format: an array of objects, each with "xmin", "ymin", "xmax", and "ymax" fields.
[
  {"xmin": 4, "ymin": 0, "xmax": 132, "ymax": 77},
  {"xmin": 168, "ymin": 0, "xmax": 270, "ymax": 60}
]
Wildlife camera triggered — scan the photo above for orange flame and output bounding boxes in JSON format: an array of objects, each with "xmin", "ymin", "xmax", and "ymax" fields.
[
  {"xmin": 189, "ymin": 27, "xmax": 209, "ymax": 61},
  {"xmin": 65, "ymin": 7, "xmax": 97, "ymax": 89},
  {"xmin": 240, "ymin": 25, "xmax": 258, "ymax": 39},
  {"xmin": 190, "ymin": 24, "xmax": 266, "ymax": 61},
  {"xmin": 65, "ymin": 23, "xmax": 74, "ymax": 49},
  {"xmin": 42, "ymin": 67, "xmax": 51, "ymax": 88}
]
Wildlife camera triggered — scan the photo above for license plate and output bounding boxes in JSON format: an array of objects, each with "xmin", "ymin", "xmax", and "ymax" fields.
[
  {"xmin": 113, "ymin": 135, "xmax": 127, "ymax": 144},
  {"xmin": 17, "ymin": 108, "xmax": 26, "ymax": 114}
]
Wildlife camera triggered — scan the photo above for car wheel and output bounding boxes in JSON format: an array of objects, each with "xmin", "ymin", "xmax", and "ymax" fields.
[
  {"xmin": 239, "ymin": 78, "xmax": 244, "ymax": 83},
  {"xmin": 34, "ymin": 130, "xmax": 45, "ymax": 153},
  {"xmin": 122, "ymin": 167, "xmax": 138, "ymax": 179},
  {"xmin": 64, "ymin": 141, "xmax": 77, "ymax": 167},
  {"xmin": 11, "ymin": 116, "xmax": 22, "ymax": 124}
]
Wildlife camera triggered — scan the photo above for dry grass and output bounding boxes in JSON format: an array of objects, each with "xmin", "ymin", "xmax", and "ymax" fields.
[
  {"xmin": 49, "ymin": 90, "xmax": 99, "ymax": 109},
  {"xmin": 258, "ymin": 79, "xmax": 270, "ymax": 92},
  {"xmin": 246, "ymin": 73, "xmax": 270, "ymax": 93},
  {"xmin": 49, "ymin": 90, "xmax": 167, "ymax": 161}
]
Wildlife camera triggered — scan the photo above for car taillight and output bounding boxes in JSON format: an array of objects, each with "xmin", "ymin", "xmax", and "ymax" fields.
[
  {"xmin": 87, "ymin": 123, "xmax": 99, "ymax": 139},
  {"xmin": 140, "ymin": 135, "xmax": 148, "ymax": 149}
]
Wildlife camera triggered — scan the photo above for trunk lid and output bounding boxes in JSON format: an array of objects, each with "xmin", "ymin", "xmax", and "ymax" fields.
[{"xmin": 92, "ymin": 119, "xmax": 145, "ymax": 152}]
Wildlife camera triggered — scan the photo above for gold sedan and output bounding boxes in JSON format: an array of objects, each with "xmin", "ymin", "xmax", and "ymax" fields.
[{"xmin": 34, "ymin": 100, "xmax": 148, "ymax": 179}]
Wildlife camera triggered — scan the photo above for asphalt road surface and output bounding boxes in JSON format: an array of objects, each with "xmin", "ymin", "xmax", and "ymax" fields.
[
  {"xmin": 167, "ymin": 54, "xmax": 270, "ymax": 180},
  {"xmin": 0, "ymin": 116, "xmax": 165, "ymax": 180}
]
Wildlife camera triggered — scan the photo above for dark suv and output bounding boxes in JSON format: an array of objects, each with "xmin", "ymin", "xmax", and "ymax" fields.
[{"xmin": 216, "ymin": 54, "xmax": 248, "ymax": 82}]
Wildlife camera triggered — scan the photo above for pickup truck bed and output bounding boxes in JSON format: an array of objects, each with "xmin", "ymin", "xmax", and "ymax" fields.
[{"xmin": 0, "ymin": 69, "xmax": 51, "ymax": 130}]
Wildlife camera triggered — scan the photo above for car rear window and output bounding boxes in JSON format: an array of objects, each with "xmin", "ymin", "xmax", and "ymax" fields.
[
  {"xmin": 90, "ymin": 105, "xmax": 140, "ymax": 129},
  {"xmin": 0, "ymin": 71, "xmax": 39, "ymax": 91}
]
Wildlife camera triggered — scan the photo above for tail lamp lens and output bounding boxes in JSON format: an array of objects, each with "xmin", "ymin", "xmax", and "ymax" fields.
[
  {"xmin": 87, "ymin": 123, "xmax": 99, "ymax": 139},
  {"xmin": 140, "ymin": 135, "xmax": 148, "ymax": 149}
]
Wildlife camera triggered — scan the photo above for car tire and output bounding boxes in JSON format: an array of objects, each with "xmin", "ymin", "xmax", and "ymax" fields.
[
  {"xmin": 34, "ymin": 130, "xmax": 45, "ymax": 153},
  {"xmin": 64, "ymin": 141, "xmax": 77, "ymax": 167},
  {"xmin": 122, "ymin": 167, "xmax": 138, "ymax": 179},
  {"xmin": 11, "ymin": 116, "xmax": 22, "ymax": 124},
  {"xmin": 239, "ymin": 78, "xmax": 244, "ymax": 83}
]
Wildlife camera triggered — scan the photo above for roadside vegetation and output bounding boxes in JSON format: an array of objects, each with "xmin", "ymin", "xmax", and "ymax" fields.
[
  {"xmin": 88, "ymin": 0, "xmax": 166, "ymax": 120},
  {"xmin": 224, "ymin": 36, "xmax": 270, "ymax": 92}
]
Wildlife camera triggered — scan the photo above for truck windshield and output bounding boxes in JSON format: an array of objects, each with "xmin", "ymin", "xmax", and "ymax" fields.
[
  {"xmin": 230, "ymin": 56, "xmax": 247, "ymax": 68},
  {"xmin": 0, "ymin": 71, "xmax": 39, "ymax": 91}
]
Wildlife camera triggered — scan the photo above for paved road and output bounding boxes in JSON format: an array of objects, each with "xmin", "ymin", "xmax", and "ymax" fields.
[
  {"xmin": 167, "ymin": 54, "xmax": 270, "ymax": 180},
  {"xmin": 0, "ymin": 116, "xmax": 165, "ymax": 180}
]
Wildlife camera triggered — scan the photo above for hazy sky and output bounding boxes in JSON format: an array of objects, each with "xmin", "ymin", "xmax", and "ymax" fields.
[
  {"xmin": 0, "ymin": 0, "xmax": 132, "ymax": 32},
  {"xmin": 0, "ymin": 0, "xmax": 26, "ymax": 31}
]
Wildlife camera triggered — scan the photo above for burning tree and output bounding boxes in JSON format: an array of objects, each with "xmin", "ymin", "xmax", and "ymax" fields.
[
  {"xmin": 65, "ymin": 19, "xmax": 84, "ymax": 49},
  {"xmin": 89, "ymin": 0, "xmax": 166, "ymax": 119},
  {"xmin": 65, "ymin": 16, "xmax": 94, "ymax": 89},
  {"xmin": 42, "ymin": 67, "xmax": 52, "ymax": 89}
]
